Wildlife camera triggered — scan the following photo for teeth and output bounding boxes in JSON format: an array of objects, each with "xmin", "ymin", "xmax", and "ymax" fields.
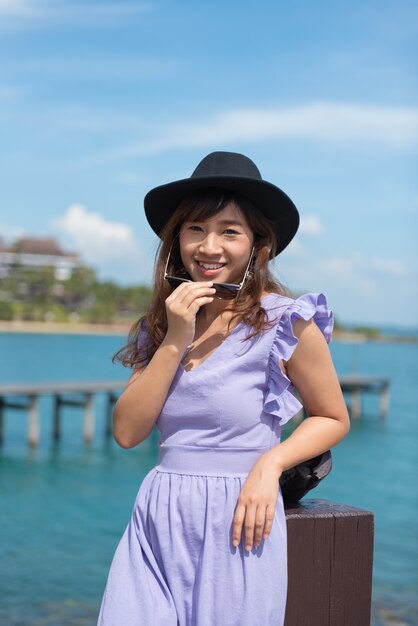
[{"xmin": 198, "ymin": 261, "xmax": 225, "ymax": 270}]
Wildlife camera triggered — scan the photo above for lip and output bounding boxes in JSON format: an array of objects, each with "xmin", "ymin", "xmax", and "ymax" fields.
[
  {"xmin": 195, "ymin": 259, "xmax": 227, "ymax": 265},
  {"xmin": 193, "ymin": 259, "xmax": 227, "ymax": 278}
]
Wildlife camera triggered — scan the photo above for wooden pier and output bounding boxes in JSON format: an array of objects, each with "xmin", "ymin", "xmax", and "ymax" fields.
[
  {"xmin": 339, "ymin": 374, "xmax": 389, "ymax": 419},
  {"xmin": 0, "ymin": 373, "xmax": 390, "ymax": 447},
  {"xmin": 0, "ymin": 381, "xmax": 126, "ymax": 447}
]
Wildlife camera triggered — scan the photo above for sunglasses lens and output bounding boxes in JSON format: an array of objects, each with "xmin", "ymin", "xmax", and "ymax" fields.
[
  {"xmin": 165, "ymin": 275, "xmax": 240, "ymax": 299},
  {"xmin": 213, "ymin": 283, "xmax": 240, "ymax": 299},
  {"xmin": 165, "ymin": 276, "xmax": 189, "ymax": 289}
]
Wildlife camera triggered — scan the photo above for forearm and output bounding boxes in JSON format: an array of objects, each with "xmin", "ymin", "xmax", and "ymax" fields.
[
  {"xmin": 261, "ymin": 415, "xmax": 350, "ymax": 474},
  {"xmin": 113, "ymin": 339, "xmax": 185, "ymax": 448}
]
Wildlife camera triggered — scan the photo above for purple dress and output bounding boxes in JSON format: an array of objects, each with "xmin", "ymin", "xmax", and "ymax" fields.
[{"xmin": 97, "ymin": 292, "xmax": 333, "ymax": 626}]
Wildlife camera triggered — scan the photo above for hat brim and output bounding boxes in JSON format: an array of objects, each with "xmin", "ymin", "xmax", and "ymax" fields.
[{"xmin": 144, "ymin": 175, "xmax": 299, "ymax": 255}]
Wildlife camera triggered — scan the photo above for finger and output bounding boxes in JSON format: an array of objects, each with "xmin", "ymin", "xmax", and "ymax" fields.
[
  {"xmin": 231, "ymin": 503, "xmax": 246, "ymax": 547},
  {"xmin": 166, "ymin": 280, "xmax": 210, "ymax": 302},
  {"xmin": 179, "ymin": 291, "xmax": 216, "ymax": 315},
  {"xmin": 244, "ymin": 505, "xmax": 257, "ymax": 552},
  {"xmin": 187, "ymin": 296, "xmax": 215, "ymax": 312},
  {"xmin": 254, "ymin": 505, "xmax": 267, "ymax": 547},
  {"xmin": 166, "ymin": 286, "xmax": 215, "ymax": 314},
  {"xmin": 167, "ymin": 282, "xmax": 214, "ymax": 307},
  {"xmin": 178, "ymin": 283, "xmax": 216, "ymax": 307},
  {"xmin": 262, "ymin": 504, "xmax": 275, "ymax": 541}
]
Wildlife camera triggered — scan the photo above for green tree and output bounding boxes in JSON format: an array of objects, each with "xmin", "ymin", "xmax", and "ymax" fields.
[{"xmin": 0, "ymin": 300, "xmax": 14, "ymax": 320}]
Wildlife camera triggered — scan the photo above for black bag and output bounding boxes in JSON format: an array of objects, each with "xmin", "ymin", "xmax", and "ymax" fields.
[{"xmin": 279, "ymin": 450, "xmax": 332, "ymax": 503}]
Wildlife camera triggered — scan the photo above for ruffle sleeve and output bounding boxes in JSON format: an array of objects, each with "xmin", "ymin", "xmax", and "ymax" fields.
[{"xmin": 263, "ymin": 292, "xmax": 334, "ymax": 426}]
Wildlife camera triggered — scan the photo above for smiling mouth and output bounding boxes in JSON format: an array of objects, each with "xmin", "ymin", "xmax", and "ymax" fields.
[{"xmin": 195, "ymin": 260, "xmax": 226, "ymax": 270}]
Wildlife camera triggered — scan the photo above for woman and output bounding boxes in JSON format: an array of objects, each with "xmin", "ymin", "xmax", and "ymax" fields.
[{"xmin": 97, "ymin": 151, "xmax": 350, "ymax": 626}]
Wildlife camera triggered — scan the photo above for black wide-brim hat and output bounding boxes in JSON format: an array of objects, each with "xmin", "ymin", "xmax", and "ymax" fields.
[{"xmin": 144, "ymin": 151, "xmax": 300, "ymax": 256}]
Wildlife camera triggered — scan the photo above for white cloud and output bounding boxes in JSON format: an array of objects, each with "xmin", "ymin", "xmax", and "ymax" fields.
[
  {"xmin": 0, "ymin": 222, "xmax": 24, "ymax": 242},
  {"xmin": 0, "ymin": 0, "xmax": 45, "ymax": 18},
  {"xmin": 0, "ymin": 1, "xmax": 152, "ymax": 24},
  {"xmin": 277, "ymin": 250, "xmax": 412, "ymax": 301},
  {"xmin": 299, "ymin": 214, "xmax": 324, "ymax": 236},
  {"xmin": 317, "ymin": 252, "xmax": 410, "ymax": 279},
  {"xmin": 95, "ymin": 102, "xmax": 418, "ymax": 162},
  {"xmin": 369, "ymin": 257, "xmax": 410, "ymax": 276},
  {"xmin": 54, "ymin": 204, "xmax": 141, "ymax": 267}
]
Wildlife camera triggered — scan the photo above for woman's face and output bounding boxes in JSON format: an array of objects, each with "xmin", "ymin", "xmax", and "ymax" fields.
[{"xmin": 179, "ymin": 202, "xmax": 255, "ymax": 285}]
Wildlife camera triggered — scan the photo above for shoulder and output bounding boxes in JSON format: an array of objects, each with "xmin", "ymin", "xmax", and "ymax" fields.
[
  {"xmin": 276, "ymin": 292, "xmax": 333, "ymax": 338},
  {"xmin": 260, "ymin": 292, "xmax": 294, "ymax": 323}
]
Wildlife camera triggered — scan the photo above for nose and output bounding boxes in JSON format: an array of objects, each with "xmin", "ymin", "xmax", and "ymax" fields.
[{"xmin": 198, "ymin": 233, "xmax": 223, "ymax": 256}]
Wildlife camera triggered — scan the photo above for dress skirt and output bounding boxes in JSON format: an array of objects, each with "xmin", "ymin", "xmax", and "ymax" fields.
[{"xmin": 97, "ymin": 445, "xmax": 288, "ymax": 626}]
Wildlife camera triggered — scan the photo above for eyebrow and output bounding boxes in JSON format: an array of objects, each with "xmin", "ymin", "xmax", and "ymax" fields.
[
  {"xmin": 184, "ymin": 218, "xmax": 245, "ymax": 227},
  {"xmin": 218, "ymin": 220, "xmax": 244, "ymax": 227}
]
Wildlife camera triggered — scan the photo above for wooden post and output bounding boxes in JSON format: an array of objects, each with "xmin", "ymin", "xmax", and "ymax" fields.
[
  {"xmin": 28, "ymin": 395, "xmax": 39, "ymax": 447},
  {"xmin": 83, "ymin": 393, "xmax": 94, "ymax": 444},
  {"xmin": 351, "ymin": 389, "xmax": 362, "ymax": 419},
  {"xmin": 0, "ymin": 398, "xmax": 3, "ymax": 446},
  {"xmin": 53, "ymin": 395, "xmax": 61, "ymax": 441},
  {"xmin": 105, "ymin": 393, "xmax": 116, "ymax": 439},
  {"xmin": 379, "ymin": 384, "xmax": 389, "ymax": 419},
  {"xmin": 285, "ymin": 498, "xmax": 374, "ymax": 626}
]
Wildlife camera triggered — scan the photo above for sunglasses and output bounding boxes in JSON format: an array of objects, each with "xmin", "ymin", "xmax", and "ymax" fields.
[{"xmin": 164, "ymin": 245, "xmax": 255, "ymax": 300}]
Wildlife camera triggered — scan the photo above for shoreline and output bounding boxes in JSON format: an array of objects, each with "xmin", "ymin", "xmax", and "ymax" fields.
[
  {"xmin": 0, "ymin": 320, "xmax": 132, "ymax": 336},
  {"xmin": 0, "ymin": 320, "xmax": 416, "ymax": 343}
]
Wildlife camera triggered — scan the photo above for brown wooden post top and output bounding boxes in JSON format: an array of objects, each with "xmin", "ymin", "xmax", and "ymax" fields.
[
  {"xmin": 285, "ymin": 497, "xmax": 374, "ymax": 518},
  {"xmin": 284, "ymin": 498, "xmax": 374, "ymax": 626}
]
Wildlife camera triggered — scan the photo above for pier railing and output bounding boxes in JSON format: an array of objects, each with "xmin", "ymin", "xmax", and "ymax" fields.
[
  {"xmin": 0, "ymin": 381, "xmax": 125, "ymax": 447},
  {"xmin": 339, "ymin": 374, "xmax": 389, "ymax": 419}
]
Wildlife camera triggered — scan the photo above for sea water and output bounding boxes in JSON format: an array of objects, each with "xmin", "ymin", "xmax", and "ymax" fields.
[{"xmin": 0, "ymin": 332, "xmax": 417, "ymax": 625}]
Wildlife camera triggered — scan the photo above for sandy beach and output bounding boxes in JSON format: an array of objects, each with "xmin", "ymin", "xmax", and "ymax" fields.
[
  {"xmin": 0, "ymin": 320, "xmax": 132, "ymax": 336},
  {"xmin": 0, "ymin": 319, "xmax": 367, "ymax": 341}
]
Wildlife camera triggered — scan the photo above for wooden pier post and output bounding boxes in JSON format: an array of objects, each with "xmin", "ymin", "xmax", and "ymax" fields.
[
  {"xmin": 105, "ymin": 393, "xmax": 118, "ymax": 439},
  {"xmin": 339, "ymin": 375, "xmax": 389, "ymax": 420},
  {"xmin": 83, "ymin": 393, "xmax": 95, "ymax": 444},
  {"xmin": 0, "ymin": 398, "xmax": 3, "ymax": 446},
  {"xmin": 53, "ymin": 395, "xmax": 61, "ymax": 441},
  {"xmin": 28, "ymin": 395, "xmax": 39, "ymax": 447},
  {"xmin": 351, "ymin": 388, "xmax": 362, "ymax": 419},
  {"xmin": 284, "ymin": 498, "xmax": 374, "ymax": 626},
  {"xmin": 379, "ymin": 384, "xmax": 389, "ymax": 419}
]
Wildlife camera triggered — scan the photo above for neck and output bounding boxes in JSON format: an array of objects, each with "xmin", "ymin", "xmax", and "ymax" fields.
[{"xmin": 197, "ymin": 298, "xmax": 234, "ymax": 326}]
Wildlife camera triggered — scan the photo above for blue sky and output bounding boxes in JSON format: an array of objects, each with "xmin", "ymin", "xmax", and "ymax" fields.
[{"xmin": 0, "ymin": 0, "xmax": 417, "ymax": 327}]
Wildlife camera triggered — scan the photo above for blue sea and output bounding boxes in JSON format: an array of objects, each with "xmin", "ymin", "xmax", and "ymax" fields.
[{"xmin": 0, "ymin": 332, "xmax": 417, "ymax": 625}]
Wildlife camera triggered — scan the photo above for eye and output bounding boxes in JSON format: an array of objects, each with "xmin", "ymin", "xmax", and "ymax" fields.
[
  {"xmin": 188, "ymin": 224, "xmax": 203, "ymax": 232},
  {"xmin": 224, "ymin": 228, "xmax": 240, "ymax": 236}
]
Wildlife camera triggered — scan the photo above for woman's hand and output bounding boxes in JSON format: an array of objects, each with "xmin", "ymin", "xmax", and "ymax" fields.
[
  {"xmin": 164, "ymin": 281, "xmax": 216, "ymax": 348},
  {"xmin": 232, "ymin": 456, "xmax": 283, "ymax": 551}
]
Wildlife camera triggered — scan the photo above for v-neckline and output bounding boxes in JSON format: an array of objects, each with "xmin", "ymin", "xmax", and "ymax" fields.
[
  {"xmin": 179, "ymin": 293, "xmax": 276, "ymax": 375},
  {"xmin": 179, "ymin": 293, "xmax": 275, "ymax": 375},
  {"xmin": 179, "ymin": 320, "xmax": 244, "ymax": 374}
]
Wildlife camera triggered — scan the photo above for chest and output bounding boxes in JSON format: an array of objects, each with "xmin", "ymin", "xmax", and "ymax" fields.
[
  {"xmin": 181, "ymin": 323, "xmax": 238, "ymax": 372},
  {"xmin": 156, "ymin": 324, "xmax": 280, "ymax": 444}
]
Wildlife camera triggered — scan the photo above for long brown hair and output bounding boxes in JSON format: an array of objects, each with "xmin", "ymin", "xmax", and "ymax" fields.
[{"xmin": 114, "ymin": 188, "xmax": 291, "ymax": 368}]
